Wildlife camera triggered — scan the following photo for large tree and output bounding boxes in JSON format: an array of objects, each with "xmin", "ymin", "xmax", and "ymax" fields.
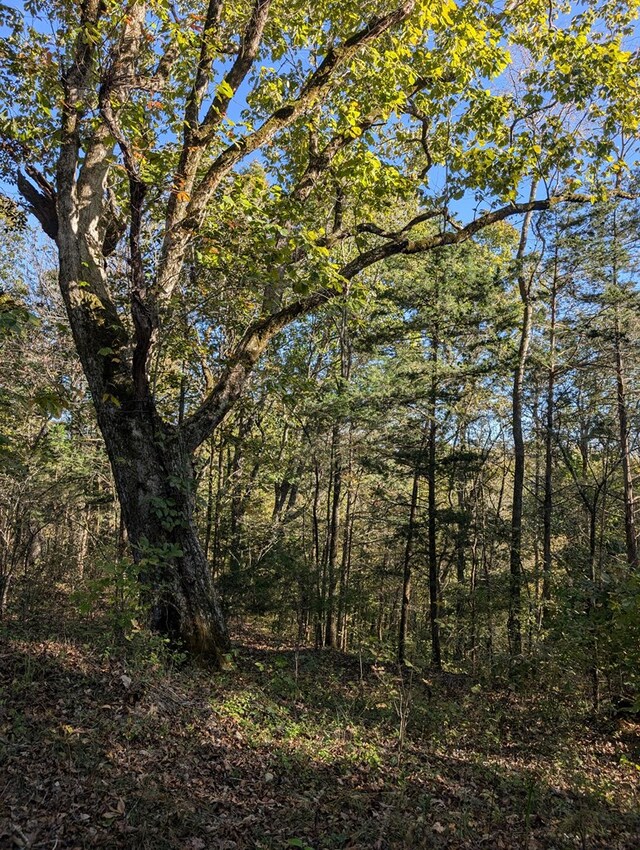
[{"xmin": 0, "ymin": 0, "xmax": 636, "ymax": 662}]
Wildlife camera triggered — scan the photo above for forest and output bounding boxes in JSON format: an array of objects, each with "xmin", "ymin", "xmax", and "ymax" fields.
[{"xmin": 0, "ymin": 0, "xmax": 639, "ymax": 847}]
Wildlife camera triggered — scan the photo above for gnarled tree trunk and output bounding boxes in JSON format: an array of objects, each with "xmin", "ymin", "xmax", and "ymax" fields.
[{"xmin": 98, "ymin": 404, "xmax": 229, "ymax": 661}]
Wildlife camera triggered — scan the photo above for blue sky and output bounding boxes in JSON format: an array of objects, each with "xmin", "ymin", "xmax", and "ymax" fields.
[{"xmin": 3, "ymin": 0, "xmax": 639, "ymax": 241}]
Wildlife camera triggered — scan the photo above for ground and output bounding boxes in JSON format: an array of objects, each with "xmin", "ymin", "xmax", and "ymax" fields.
[{"xmin": 1, "ymin": 610, "xmax": 638, "ymax": 850}]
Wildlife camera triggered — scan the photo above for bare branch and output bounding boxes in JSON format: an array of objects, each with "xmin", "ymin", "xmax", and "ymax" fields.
[
  {"xmin": 16, "ymin": 168, "xmax": 58, "ymax": 240},
  {"xmin": 404, "ymin": 103, "xmax": 434, "ymax": 177},
  {"xmin": 357, "ymin": 209, "xmax": 444, "ymax": 240}
]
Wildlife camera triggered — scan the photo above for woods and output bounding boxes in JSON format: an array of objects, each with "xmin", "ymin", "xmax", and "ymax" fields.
[{"xmin": 1, "ymin": 1, "xmax": 640, "ymax": 847}]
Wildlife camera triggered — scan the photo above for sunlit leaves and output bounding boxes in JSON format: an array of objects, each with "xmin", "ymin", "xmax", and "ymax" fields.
[{"xmin": 1, "ymin": 0, "xmax": 638, "ymax": 324}]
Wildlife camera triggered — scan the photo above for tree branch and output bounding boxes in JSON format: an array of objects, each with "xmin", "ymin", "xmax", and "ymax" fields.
[
  {"xmin": 163, "ymin": 0, "xmax": 271, "ymax": 280},
  {"xmin": 339, "ymin": 194, "xmax": 599, "ymax": 280},
  {"xmin": 180, "ymin": 287, "xmax": 333, "ymax": 452},
  {"xmin": 184, "ymin": 0, "xmax": 225, "ymax": 134},
  {"xmin": 97, "ymin": 2, "xmax": 153, "ymax": 398},
  {"xmin": 155, "ymin": 0, "xmax": 417, "ymax": 309},
  {"xmin": 290, "ymin": 115, "xmax": 380, "ymax": 204},
  {"xmin": 179, "ymin": 187, "xmax": 640, "ymax": 452},
  {"xmin": 199, "ymin": 0, "xmax": 272, "ymax": 139},
  {"xmin": 16, "ymin": 168, "xmax": 58, "ymax": 240}
]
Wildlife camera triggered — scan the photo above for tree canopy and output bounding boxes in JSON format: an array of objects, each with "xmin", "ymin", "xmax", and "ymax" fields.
[{"xmin": 0, "ymin": 0, "xmax": 639, "ymax": 660}]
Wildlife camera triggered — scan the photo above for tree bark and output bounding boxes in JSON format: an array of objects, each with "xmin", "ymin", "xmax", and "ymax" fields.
[
  {"xmin": 337, "ymin": 429, "xmax": 356, "ymax": 651},
  {"xmin": 325, "ymin": 423, "xmax": 342, "ymax": 647},
  {"xmin": 454, "ymin": 478, "xmax": 467, "ymax": 662},
  {"xmin": 98, "ymin": 404, "xmax": 229, "ymax": 662}
]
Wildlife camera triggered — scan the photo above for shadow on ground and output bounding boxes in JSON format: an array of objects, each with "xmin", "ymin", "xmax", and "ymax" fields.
[{"xmin": 1, "ymin": 616, "xmax": 638, "ymax": 849}]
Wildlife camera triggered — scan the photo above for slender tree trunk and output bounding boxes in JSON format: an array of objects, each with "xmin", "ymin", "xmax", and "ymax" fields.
[
  {"xmin": 325, "ymin": 423, "xmax": 342, "ymax": 647},
  {"xmin": 558, "ymin": 429, "xmax": 607, "ymax": 711},
  {"xmin": 613, "ymin": 314, "xmax": 638, "ymax": 572},
  {"xmin": 454, "ymin": 479, "xmax": 467, "ymax": 662},
  {"xmin": 530, "ymin": 387, "xmax": 540, "ymax": 650},
  {"xmin": 312, "ymin": 459, "xmax": 324, "ymax": 648},
  {"xmin": 337, "ymin": 434, "xmax": 356, "ymax": 651},
  {"xmin": 228, "ymin": 419, "xmax": 248, "ymax": 591},
  {"xmin": 587, "ymin": 501, "xmax": 600, "ymax": 710},
  {"xmin": 0, "ymin": 573, "xmax": 11, "ymax": 621},
  {"xmin": 542, "ymin": 241, "xmax": 558, "ymax": 624},
  {"xmin": 337, "ymin": 485, "xmax": 356, "ymax": 651},
  {"xmin": 376, "ymin": 556, "xmax": 387, "ymax": 642},
  {"xmin": 398, "ymin": 444, "xmax": 421, "ymax": 664},
  {"xmin": 203, "ymin": 434, "xmax": 216, "ymax": 562},
  {"xmin": 508, "ymin": 187, "xmax": 537, "ymax": 658},
  {"xmin": 488, "ymin": 438, "xmax": 509, "ymax": 668},
  {"xmin": 325, "ymin": 307, "xmax": 352, "ymax": 647},
  {"xmin": 427, "ymin": 332, "xmax": 442, "ymax": 670}
]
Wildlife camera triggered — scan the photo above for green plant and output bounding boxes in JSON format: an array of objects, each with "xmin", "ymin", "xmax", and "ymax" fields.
[
  {"xmin": 72, "ymin": 556, "xmax": 141, "ymax": 640},
  {"xmin": 286, "ymin": 839, "xmax": 314, "ymax": 850}
]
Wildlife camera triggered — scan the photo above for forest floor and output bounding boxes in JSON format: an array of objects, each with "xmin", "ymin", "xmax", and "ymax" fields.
[{"xmin": 1, "ymin": 607, "xmax": 639, "ymax": 850}]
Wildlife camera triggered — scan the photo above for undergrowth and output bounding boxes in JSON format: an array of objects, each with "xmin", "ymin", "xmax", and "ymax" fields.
[{"xmin": 1, "ymin": 608, "xmax": 638, "ymax": 849}]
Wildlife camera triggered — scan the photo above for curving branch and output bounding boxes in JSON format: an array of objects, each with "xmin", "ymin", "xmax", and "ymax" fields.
[
  {"xmin": 338, "ymin": 192, "xmax": 637, "ymax": 280},
  {"xmin": 180, "ymin": 286, "xmax": 333, "ymax": 452},
  {"xmin": 290, "ymin": 78, "xmax": 434, "ymax": 206},
  {"xmin": 180, "ymin": 190, "xmax": 593, "ymax": 452},
  {"xmin": 180, "ymin": 186, "xmax": 638, "ymax": 452}
]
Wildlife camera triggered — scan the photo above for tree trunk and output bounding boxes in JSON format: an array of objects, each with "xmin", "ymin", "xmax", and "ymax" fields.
[
  {"xmin": 0, "ymin": 573, "xmax": 11, "ymax": 621},
  {"xmin": 99, "ymin": 405, "xmax": 229, "ymax": 662},
  {"xmin": 337, "ymin": 433, "xmax": 356, "ymax": 651},
  {"xmin": 203, "ymin": 434, "xmax": 216, "ymax": 563},
  {"xmin": 454, "ymin": 479, "xmax": 467, "ymax": 662},
  {"xmin": 325, "ymin": 423, "xmax": 342, "ymax": 647},
  {"xmin": 508, "ymin": 189, "xmax": 537, "ymax": 658},
  {"xmin": 542, "ymin": 241, "xmax": 557, "ymax": 625},
  {"xmin": 613, "ymin": 313, "xmax": 638, "ymax": 572},
  {"xmin": 43, "ymin": 130, "xmax": 233, "ymax": 663},
  {"xmin": 427, "ymin": 333, "xmax": 442, "ymax": 671},
  {"xmin": 398, "ymin": 445, "xmax": 421, "ymax": 664},
  {"xmin": 326, "ymin": 305, "xmax": 351, "ymax": 648}
]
